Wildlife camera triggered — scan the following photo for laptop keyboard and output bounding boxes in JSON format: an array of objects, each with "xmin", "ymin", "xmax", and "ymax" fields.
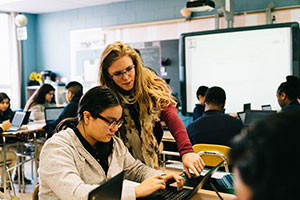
[{"xmin": 145, "ymin": 187, "xmax": 192, "ymax": 200}]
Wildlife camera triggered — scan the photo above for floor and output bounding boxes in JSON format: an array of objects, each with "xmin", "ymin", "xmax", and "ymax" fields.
[{"xmin": 1, "ymin": 160, "xmax": 35, "ymax": 200}]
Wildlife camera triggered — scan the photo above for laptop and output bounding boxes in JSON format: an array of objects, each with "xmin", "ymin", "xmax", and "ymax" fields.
[
  {"xmin": 237, "ymin": 111, "xmax": 246, "ymax": 123},
  {"xmin": 244, "ymin": 110, "xmax": 276, "ymax": 127},
  {"xmin": 243, "ymin": 103, "xmax": 251, "ymax": 112},
  {"xmin": 6, "ymin": 112, "xmax": 26, "ymax": 131},
  {"xmin": 88, "ymin": 171, "xmax": 124, "ymax": 200},
  {"xmin": 44, "ymin": 107, "xmax": 64, "ymax": 123},
  {"xmin": 261, "ymin": 104, "xmax": 272, "ymax": 110},
  {"xmin": 140, "ymin": 160, "xmax": 224, "ymax": 200},
  {"xmin": 22, "ymin": 111, "xmax": 31, "ymax": 125}
]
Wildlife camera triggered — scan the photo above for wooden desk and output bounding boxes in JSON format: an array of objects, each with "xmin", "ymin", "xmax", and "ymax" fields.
[{"xmin": 162, "ymin": 131, "xmax": 175, "ymax": 142}]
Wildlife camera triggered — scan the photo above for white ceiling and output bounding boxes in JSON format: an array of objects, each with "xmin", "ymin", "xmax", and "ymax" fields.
[{"xmin": 0, "ymin": 0, "xmax": 133, "ymax": 14}]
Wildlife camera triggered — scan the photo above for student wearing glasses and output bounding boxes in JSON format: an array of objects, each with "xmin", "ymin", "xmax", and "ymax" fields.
[
  {"xmin": 38, "ymin": 86, "xmax": 185, "ymax": 200},
  {"xmin": 98, "ymin": 41, "xmax": 204, "ymax": 178}
]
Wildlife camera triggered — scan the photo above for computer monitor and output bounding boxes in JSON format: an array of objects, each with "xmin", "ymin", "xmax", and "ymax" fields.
[{"xmin": 244, "ymin": 110, "xmax": 276, "ymax": 127}]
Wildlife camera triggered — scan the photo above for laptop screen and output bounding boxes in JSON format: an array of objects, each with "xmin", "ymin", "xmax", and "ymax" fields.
[
  {"xmin": 261, "ymin": 104, "xmax": 272, "ymax": 110},
  {"xmin": 244, "ymin": 110, "xmax": 276, "ymax": 127},
  {"xmin": 44, "ymin": 107, "xmax": 64, "ymax": 122},
  {"xmin": 88, "ymin": 171, "xmax": 124, "ymax": 200},
  {"xmin": 11, "ymin": 112, "xmax": 26, "ymax": 127}
]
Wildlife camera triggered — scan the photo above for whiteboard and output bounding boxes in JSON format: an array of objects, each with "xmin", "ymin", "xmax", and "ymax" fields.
[{"xmin": 180, "ymin": 23, "xmax": 299, "ymax": 114}]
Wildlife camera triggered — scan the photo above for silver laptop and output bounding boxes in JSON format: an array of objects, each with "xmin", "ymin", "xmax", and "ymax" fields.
[
  {"xmin": 44, "ymin": 107, "xmax": 64, "ymax": 123},
  {"xmin": 6, "ymin": 112, "xmax": 26, "ymax": 131}
]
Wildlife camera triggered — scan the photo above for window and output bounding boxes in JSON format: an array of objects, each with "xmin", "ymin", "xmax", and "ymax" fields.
[{"xmin": 0, "ymin": 13, "xmax": 21, "ymax": 109}]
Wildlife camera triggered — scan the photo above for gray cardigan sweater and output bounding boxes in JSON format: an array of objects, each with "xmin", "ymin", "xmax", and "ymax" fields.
[{"xmin": 39, "ymin": 128, "xmax": 160, "ymax": 200}]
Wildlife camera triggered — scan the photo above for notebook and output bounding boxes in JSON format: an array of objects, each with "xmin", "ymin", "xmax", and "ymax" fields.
[
  {"xmin": 44, "ymin": 107, "xmax": 64, "ymax": 123},
  {"xmin": 88, "ymin": 171, "xmax": 124, "ymax": 200},
  {"xmin": 6, "ymin": 112, "xmax": 26, "ymax": 131},
  {"xmin": 140, "ymin": 160, "xmax": 224, "ymax": 200}
]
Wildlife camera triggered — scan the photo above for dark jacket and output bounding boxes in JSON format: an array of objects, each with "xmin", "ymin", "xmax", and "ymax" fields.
[
  {"xmin": 0, "ymin": 108, "xmax": 14, "ymax": 123},
  {"xmin": 282, "ymin": 100, "xmax": 300, "ymax": 111},
  {"xmin": 192, "ymin": 104, "xmax": 205, "ymax": 120},
  {"xmin": 187, "ymin": 110, "xmax": 244, "ymax": 146},
  {"xmin": 43, "ymin": 96, "xmax": 81, "ymax": 137}
]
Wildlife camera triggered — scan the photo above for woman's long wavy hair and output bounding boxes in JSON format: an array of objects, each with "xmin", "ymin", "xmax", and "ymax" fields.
[{"xmin": 98, "ymin": 41, "xmax": 175, "ymax": 115}]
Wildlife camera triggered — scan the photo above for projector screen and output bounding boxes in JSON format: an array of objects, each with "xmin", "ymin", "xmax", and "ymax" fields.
[{"xmin": 180, "ymin": 23, "xmax": 299, "ymax": 115}]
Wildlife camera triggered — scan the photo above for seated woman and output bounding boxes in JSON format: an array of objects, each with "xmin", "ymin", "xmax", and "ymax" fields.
[
  {"xmin": 0, "ymin": 93, "xmax": 14, "ymax": 123},
  {"xmin": 229, "ymin": 110, "xmax": 300, "ymax": 200},
  {"xmin": 276, "ymin": 75, "xmax": 300, "ymax": 111},
  {"xmin": 39, "ymin": 86, "xmax": 185, "ymax": 200},
  {"xmin": 24, "ymin": 84, "xmax": 56, "ymax": 121}
]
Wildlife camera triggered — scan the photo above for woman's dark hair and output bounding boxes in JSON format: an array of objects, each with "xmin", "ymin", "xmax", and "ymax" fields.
[
  {"xmin": 24, "ymin": 84, "xmax": 56, "ymax": 111},
  {"xmin": 56, "ymin": 86, "xmax": 121, "ymax": 132},
  {"xmin": 229, "ymin": 110, "xmax": 300, "ymax": 200},
  {"xmin": 0, "ymin": 92, "xmax": 10, "ymax": 105},
  {"xmin": 277, "ymin": 75, "xmax": 300, "ymax": 101},
  {"xmin": 0, "ymin": 92, "xmax": 13, "ymax": 121}
]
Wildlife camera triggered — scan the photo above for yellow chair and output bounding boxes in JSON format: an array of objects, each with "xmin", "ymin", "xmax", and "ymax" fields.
[
  {"xmin": 193, "ymin": 144, "xmax": 231, "ymax": 172},
  {"xmin": 32, "ymin": 184, "xmax": 39, "ymax": 200}
]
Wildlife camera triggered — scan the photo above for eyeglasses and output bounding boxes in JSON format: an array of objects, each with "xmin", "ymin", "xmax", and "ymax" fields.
[
  {"xmin": 110, "ymin": 65, "xmax": 135, "ymax": 80},
  {"xmin": 95, "ymin": 113, "xmax": 123, "ymax": 130}
]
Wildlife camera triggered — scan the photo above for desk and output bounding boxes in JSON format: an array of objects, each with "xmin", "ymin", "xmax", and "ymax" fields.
[
  {"xmin": 2, "ymin": 122, "xmax": 45, "ymax": 195},
  {"xmin": 162, "ymin": 131, "xmax": 175, "ymax": 142},
  {"xmin": 162, "ymin": 167, "xmax": 236, "ymax": 200}
]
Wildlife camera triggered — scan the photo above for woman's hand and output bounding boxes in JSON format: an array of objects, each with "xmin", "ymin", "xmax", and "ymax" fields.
[
  {"xmin": 162, "ymin": 173, "xmax": 185, "ymax": 191},
  {"xmin": 135, "ymin": 174, "xmax": 166, "ymax": 198},
  {"xmin": 1, "ymin": 120, "xmax": 11, "ymax": 131},
  {"xmin": 182, "ymin": 152, "xmax": 205, "ymax": 178},
  {"xmin": 135, "ymin": 173, "xmax": 185, "ymax": 198}
]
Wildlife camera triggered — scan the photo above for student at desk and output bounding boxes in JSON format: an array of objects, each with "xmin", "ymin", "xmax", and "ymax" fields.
[
  {"xmin": 230, "ymin": 110, "xmax": 300, "ymax": 200},
  {"xmin": 192, "ymin": 85, "xmax": 208, "ymax": 121},
  {"xmin": 39, "ymin": 86, "xmax": 185, "ymax": 200},
  {"xmin": 277, "ymin": 75, "xmax": 300, "ymax": 111},
  {"xmin": 187, "ymin": 86, "xmax": 243, "ymax": 146},
  {"xmin": 0, "ymin": 93, "xmax": 14, "ymax": 123},
  {"xmin": 24, "ymin": 84, "xmax": 56, "ymax": 121},
  {"xmin": 43, "ymin": 81, "xmax": 83, "ymax": 137}
]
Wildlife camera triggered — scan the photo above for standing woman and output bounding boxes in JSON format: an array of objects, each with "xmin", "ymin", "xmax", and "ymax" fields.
[
  {"xmin": 276, "ymin": 75, "xmax": 300, "ymax": 111},
  {"xmin": 98, "ymin": 41, "xmax": 204, "ymax": 177},
  {"xmin": 24, "ymin": 84, "xmax": 56, "ymax": 121},
  {"xmin": 0, "ymin": 92, "xmax": 14, "ymax": 123}
]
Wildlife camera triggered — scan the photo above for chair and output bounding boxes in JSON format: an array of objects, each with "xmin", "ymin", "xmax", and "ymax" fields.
[
  {"xmin": 0, "ymin": 160, "xmax": 16, "ymax": 197},
  {"xmin": 193, "ymin": 144, "xmax": 231, "ymax": 172},
  {"xmin": 32, "ymin": 184, "xmax": 39, "ymax": 200}
]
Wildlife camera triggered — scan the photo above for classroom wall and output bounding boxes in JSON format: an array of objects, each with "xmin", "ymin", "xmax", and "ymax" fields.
[
  {"xmin": 21, "ymin": 0, "xmax": 300, "ymax": 107},
  {"xmin": 21, "ymin": 14, "xmax": 37, "ymax": 107}
]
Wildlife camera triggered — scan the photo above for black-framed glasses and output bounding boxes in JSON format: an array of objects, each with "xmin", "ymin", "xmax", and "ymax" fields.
[
  {"xmin": 95, "ymin": 113, "xmax": 123, "ymax": 130},
  {"xmin": 110, "ymin": 65, "xmax": 135, "ymax": 79}
]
